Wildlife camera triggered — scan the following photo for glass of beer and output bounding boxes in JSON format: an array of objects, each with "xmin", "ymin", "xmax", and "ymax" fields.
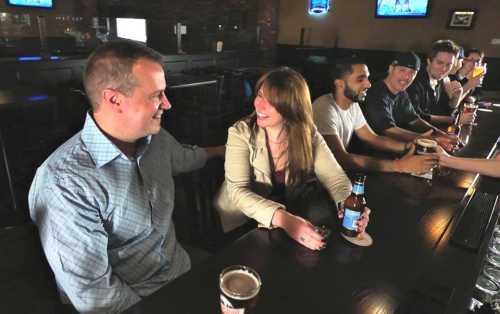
[
  {"xmin": 458, "ymin": 125, "xmax": 472, "ymax": 148},
  {"xmin": 414, "ymin": 139, "xmax": 438, "ymax": 179},
  {"xmin": 472, "ymin": 62, "xmax": 486, "ymax": 78},
  {"xmin": 220, "ymin": 265, "xmax": 262, "ymax": 314},
  {"xmin": 474, "ymin": 274, "xmax": 499, "ymax": 304},
  {"xmin": 463, "ymin": 101, "xmax": 479, "ymax": 116},
  {"xmin": 415, "ymin": 138, "xmax": 438, "ymax": 156},
  {"xmin": 472, "ymin": 62, "xmax": 487, "ymax": 87}
]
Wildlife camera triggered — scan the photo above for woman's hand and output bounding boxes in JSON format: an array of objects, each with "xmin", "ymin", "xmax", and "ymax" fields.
[
  {"xmin": 272, "ymin": 209, "xmax": 325, "ymax": 250},
  {"xmin": 435, "ymin": 145, "xmax": 451, "ymax": 167},
  {"xmin": 338, "ymin": 206, "xmax": 371, "ymax": 237}
]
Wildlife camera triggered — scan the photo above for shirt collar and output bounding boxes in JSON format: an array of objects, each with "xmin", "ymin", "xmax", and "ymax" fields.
[
  {"xmin": 330, "ymin": 93, "xmax": 355, "ymax": 111},
  {"xmin": 421, "ymin": 69, "xmax": 439, "ymax": 90},
  {"xmin": 381, "ymin": 80, "xmax": 398, "ymax": 99},
  {"xmin": 429, "ymin": 77, "xmax": 438, "ymax": 90},
  {"xmin": 81, "ymin": 113, "xmax": 152, "ymax": 168}
]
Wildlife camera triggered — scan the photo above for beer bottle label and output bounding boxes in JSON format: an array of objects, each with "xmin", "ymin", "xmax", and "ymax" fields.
[
  {"xmin": 352, "ymin": 183, "xmax": 364, "ymax": 195},
  {"xmin": 342, "ymin": 208, "xmax": 360, "ymax": 231}
]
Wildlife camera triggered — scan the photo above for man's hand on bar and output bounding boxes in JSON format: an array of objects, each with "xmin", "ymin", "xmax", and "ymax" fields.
[{"xmin": 337, "ymin": 206, "xmax": 371, "ymax": 237}]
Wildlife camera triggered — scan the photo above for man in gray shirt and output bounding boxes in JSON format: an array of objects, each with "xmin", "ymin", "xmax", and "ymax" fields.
[{"xmin": 29, "ymin": 40, "xmax": 224, "ymax": 313}]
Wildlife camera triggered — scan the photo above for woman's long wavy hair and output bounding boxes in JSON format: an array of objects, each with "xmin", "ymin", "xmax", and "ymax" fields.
[{"xmin": 248, "ymin": 67, "xmax": 315, "ymax": 187}]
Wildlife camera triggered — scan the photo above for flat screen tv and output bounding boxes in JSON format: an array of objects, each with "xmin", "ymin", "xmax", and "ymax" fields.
[
  {"xmin": 7, "ymin": 0, "xmax": 53, "ymax": 8},
  {"xmin": 116, "ymin": 18, "xmax": 147, "ymax": 44},
  {"xmin": 376, "ymin": 0, "xmax": 430, "ymax": 17}
]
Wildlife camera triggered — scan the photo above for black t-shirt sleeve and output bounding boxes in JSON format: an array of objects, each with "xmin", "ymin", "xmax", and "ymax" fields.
[{"xmin": 363, "ymin": 91, "xmax": 397, "ymax": 134}]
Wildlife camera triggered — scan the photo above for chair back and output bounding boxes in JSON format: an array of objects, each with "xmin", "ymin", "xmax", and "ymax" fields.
[{"xmin": 0, "ymin": 222, "xmax": 61, "ymax": 313}]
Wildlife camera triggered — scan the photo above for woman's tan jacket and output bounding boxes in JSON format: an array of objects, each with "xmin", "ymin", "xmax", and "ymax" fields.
[{"xmin": 214, "ymin": 120, "xmax": 352, "ymax": 232}]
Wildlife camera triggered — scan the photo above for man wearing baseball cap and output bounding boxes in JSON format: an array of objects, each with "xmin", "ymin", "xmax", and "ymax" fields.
[
  {"xmin": 362, "ymin": 51, "xmax": 455, "ymax": 149},
  {"xmin": 312, "ymin": 56, "xmax": 436, "ymax": 174}
]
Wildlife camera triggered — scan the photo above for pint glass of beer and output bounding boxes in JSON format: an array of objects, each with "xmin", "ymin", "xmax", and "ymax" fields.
[
  {"xmin": 472, "ymin": 62, "xmax": 486, "ymax": 78},
  {"xmin": 413, "ymin": 139, "xmax": 438, "ymax": 179},
  {"xmin": 463, "ymin": 102, "xmax": 479, "ymax": 116},
  {"xmin": 472, "ymin": 62, "xmax": 487, "ymax": 87},
  {"xmin": 415, "ymin": 138, "xmax": 438, "ymax": 155},
  {"xmin": 220, "ymin": 265, "xmax": 262, "ymax": 314}
]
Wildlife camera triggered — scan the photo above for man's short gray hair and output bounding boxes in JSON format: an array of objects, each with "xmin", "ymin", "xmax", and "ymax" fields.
[{"xmin": 83, "ymin": 40, "xmax": 164, "ymax": 110}]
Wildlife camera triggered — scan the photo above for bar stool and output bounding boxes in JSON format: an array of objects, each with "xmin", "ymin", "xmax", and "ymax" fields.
[
  {"xmin": 0, "ymin": 130, "xmax": 17, "ymax": 212},
  {"xmin": 0, "ymin": 222, "xmax": 62, "ymax": 313}
]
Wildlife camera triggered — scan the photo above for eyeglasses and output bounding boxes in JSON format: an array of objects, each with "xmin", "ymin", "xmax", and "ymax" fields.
[{"xmin": 464, "ymin": 57, "xmax": 481, "ymax": 63}]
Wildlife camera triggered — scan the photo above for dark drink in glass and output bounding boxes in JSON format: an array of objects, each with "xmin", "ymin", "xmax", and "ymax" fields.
[
  {"xmin": 220, "ymin": 265, "xmax": 261, "ymax": 314},
  {"xmin": 415, "ymin": 138, "xmax": 438, "ymax": 155}
]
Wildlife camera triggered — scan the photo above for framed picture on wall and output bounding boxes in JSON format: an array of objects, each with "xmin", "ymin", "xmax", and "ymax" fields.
[{"xmin": 447, "ymin": 9, "xmax": 477, "ymax": 30}]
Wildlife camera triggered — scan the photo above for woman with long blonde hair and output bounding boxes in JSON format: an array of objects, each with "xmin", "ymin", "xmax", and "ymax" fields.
[{"xmin": 215, "ymin": 67, "xmax": 369, "ymax": 250}]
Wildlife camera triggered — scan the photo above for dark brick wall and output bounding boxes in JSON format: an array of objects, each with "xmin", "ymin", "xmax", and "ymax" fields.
[{"xmin": 98, "ymin": 0, "xmax": 279, "ymax": 55}]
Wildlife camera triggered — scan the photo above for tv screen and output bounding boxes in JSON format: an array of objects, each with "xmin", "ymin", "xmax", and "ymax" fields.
[
  {"xmin": 7, "ymin": 0, "xmax": 53, "ymax": 8},
  {"xmin": 376, "ymin": 0, "xmax": 430, "ymax": 17},
  {"xmin": 116, "ymin": 18, "xmax": 147, "ymax": 43}
]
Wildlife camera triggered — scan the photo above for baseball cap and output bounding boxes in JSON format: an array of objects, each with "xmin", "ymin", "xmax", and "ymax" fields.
[{"xmin": 392, "ymin": 51, "xmax": 421, "ymax": 71}]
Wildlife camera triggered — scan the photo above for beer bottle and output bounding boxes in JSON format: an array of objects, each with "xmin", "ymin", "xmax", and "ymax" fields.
[{"xmin": 341, "ymin": 175, "xmax": 366, "ymax": 237}]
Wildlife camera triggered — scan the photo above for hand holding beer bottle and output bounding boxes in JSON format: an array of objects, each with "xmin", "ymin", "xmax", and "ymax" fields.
[{"xmin": 338, "ymin": 175, "xmax": 372, "ymax": 246}]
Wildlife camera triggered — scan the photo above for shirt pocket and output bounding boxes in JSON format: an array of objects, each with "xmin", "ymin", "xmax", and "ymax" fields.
[{"xmin": 109, "ymin": 194, "xmax": 153, "ymax": 241}]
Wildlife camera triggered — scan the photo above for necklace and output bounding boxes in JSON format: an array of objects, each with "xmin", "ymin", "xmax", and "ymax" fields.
[{"xmin": 268, "ymin": 137, "xmax": 287, "ymax": 144}]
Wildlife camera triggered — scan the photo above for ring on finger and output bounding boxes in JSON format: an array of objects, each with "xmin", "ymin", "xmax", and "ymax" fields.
[{"xmin": 300, "ymin": 236, "xmax": 306, "ymax": 242}]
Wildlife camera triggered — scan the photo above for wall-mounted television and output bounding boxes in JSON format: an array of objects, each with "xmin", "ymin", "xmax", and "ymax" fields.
[
  {"xmin": 376, "ymin": 0, "xmax": 430, "ymax": 18},
  {"xmin": 7, "ymin": 0, "xmax": 53, "ymax": 9},
  {"xmin": 116, "ymin": 18, "xmax": 147, "ymax": 44}
]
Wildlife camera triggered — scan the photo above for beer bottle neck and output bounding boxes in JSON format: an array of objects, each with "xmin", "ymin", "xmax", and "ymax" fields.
[{"xmin": 352, "ymin": 182, "xmax": 364, "ymax": 195}]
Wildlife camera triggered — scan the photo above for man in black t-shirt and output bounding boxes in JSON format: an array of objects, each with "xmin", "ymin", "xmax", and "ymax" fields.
[
  {"xmin": 363, "ymin": 51, "xmax": 455, "ymax": 149},
  {"xmin": 364, "ymin": 80, "xmax": 419, "ymax": 135}
]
